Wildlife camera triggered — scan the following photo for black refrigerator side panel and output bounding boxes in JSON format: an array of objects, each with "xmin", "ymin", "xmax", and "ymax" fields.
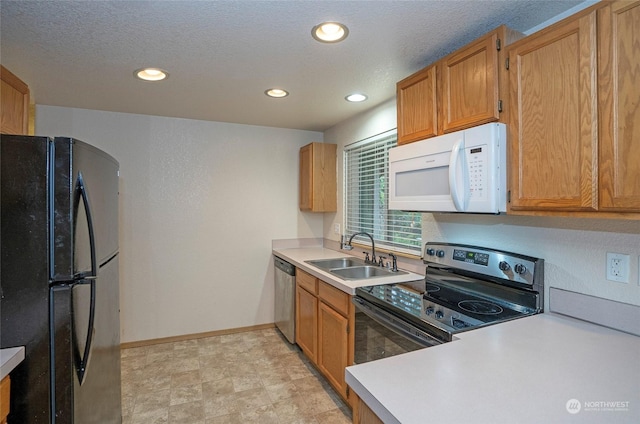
[
  {"xmin": 74, "ymin": 256, "xmax": 122, "ymax": 424},
  {"xmin": 1, "ymin": 135, "xmax": 52, "ymax": 423}
]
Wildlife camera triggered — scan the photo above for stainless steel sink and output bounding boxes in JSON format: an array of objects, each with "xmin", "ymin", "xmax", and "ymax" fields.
[
  {"xmin": 305, "ymin": 257, "xmax": 366, "ymax": 270},
  {"xmin": 305, "ymin": 257, "xmax": 407, "ymax": 280},
  {"xmin": 330, "ymin": 266, "xmax": 407, "ymax": 280}
]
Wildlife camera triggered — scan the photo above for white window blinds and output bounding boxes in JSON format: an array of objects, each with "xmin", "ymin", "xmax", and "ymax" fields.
[{"xmin": 344, "ymin": 129, "xmax": 422, "ymax": 256}]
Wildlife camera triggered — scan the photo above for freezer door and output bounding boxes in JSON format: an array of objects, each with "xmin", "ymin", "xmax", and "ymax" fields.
[
  {"xmin": 51, "ymin": 138, "xmax": 119, "ymax": 281},
  {"xmin": 51, "ymin": 255, "xmax": 121, "ymax": 424}
]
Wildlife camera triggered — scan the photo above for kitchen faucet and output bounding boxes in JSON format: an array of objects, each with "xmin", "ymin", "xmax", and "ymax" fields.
[{"xmin": 343, "ymin": 232, "xmax": 377, "ymax": 265}]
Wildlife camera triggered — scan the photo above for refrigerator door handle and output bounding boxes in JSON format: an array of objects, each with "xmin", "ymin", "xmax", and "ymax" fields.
[
  {"xmin": 73, "ymin": 278, "xmax": 96, "ymax": 385},
  {"xmin": 74, "ymin": 172, "xmax": 98, "ymax": 279},
  {"xmin": 72, "ymin": 172, "xmax": 98, "ymax": 384}
]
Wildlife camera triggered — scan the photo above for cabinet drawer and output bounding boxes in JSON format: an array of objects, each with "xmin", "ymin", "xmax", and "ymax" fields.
[
  {"xmin": 318, "ymin": 280, "xmax": 350, "ymax": 316},
  {"xmin": 297, "ymin": 269, "xmax": 318, "ymax": 294}
]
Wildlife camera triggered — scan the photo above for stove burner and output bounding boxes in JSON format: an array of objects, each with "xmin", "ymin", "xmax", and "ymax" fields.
[
  {"xmin": 426, "ymin": 283, "xmax": 440, "ymax": 293},
  {"xmin": 457, "ymin": 300, "xmax": 503, "ymax": 315}
]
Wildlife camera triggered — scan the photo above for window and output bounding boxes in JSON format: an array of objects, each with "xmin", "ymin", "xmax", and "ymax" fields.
[{"xmin": 344, "ymin": 129, "xmax": 422, "ymax": 256}]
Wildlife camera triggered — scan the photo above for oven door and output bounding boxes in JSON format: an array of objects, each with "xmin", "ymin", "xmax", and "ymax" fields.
[{"xmin": 353, "ymin": 296, "xmax": 442, "ymax": 364}]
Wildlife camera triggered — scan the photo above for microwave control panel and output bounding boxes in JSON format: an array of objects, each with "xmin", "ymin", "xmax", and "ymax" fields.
[{"xmin": 466, "ymin": 145, "xmax": 488, "ymax": 200}]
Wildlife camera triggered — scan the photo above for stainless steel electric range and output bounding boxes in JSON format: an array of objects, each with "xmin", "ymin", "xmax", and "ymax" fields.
[{"xmin": 353, "ymin": 242, "xmax": 544, "ymax": 364}]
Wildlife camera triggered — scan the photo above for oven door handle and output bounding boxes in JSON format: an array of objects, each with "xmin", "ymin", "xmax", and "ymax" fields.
[{"xmin": 352, "ymin": 297, "xmax": 442, "ymax": 347}]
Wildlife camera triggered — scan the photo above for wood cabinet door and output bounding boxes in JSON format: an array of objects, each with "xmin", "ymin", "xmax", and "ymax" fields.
[
  {"xmin": 299, "ymin": 143, "xmax": 337, "ymax": 212},
  {"xmin": 396, "ymin": 64, "xmax": 438, "ymax": 144},
  {"xmin": 299, "ymin": 143, "xmax": 313, "ymax": 210},
  {"xmin": 598, "ymin": 0, "xmax": 640, "ymax": 211},
  {"xmin": 356, "ymin": 396, "xmax": 385, "ymax": 424},
  {"xmin": 0, "ymin": 376, "xmax": 10, "ymax": 424},
  {"xmin": 1, "ymin": 65, "xmax": 30, "ymax": 135},
  {"xmin": 440, "ymin": 30, "xmax": 500, "ymax": 133},
  {"xmin": 508, "ymin": 10, "xmax": 598, "ymax": 211},
  {"xmin": 317, "ymin": 301, "xmax": 349, "ymax": 399},
  {"xmin": 295, "ymin": 285, "xmax": 317, "ymax": 363}
]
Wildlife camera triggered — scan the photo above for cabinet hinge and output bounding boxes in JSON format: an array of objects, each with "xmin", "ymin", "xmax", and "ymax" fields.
[
  {"xmin": 346, "ymin": 324, "xmax": 350, "ymax": 334},
  {"xmin": 498, "ymin": 100, "xmax": 503, "ymax": 113},
  {"xmin": 505, "ymin": 57, "xmax": 510, "ymax": 70},
  {"xmin": 507, "ymin": 190, "xmax": 511, "ymax": 203},
  {"xmin": 496, "ymin": 38, "xmax": 501, "ymax": 51},
  {"xmin": 346, "ymin": 386, "xmax": 350, "ymax": 397}
]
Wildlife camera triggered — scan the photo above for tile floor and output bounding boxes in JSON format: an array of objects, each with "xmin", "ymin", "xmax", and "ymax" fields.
[{"xmin": 121, "ymin": 327, "xmax": 352, "ymax": 424}]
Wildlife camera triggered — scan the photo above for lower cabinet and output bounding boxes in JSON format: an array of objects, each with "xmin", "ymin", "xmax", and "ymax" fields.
[
  {"xmin": 1, "ymin": 376, "xmax": 10, "ymax": 424},
  {"xmin": 354, "ymin": 395, "xmax": 385, "ymax": 424},
  {"xmin": 295, "ymin": 282, "xmax": 318, "ymax": 363},
  {"xmin": 295, "ymin": 269, "xmax": 354, "ymax": 405}
]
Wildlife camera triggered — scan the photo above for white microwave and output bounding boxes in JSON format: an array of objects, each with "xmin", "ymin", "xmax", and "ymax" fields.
[{"xmin": 389, "ymin": 123, "xmax": 507, "ymax": 213}]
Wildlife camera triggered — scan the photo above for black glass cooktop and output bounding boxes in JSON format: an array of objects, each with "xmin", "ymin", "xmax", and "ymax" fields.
[{"xmin": 355, "ymin": 267, "xmax": 539, "ymax": 336}]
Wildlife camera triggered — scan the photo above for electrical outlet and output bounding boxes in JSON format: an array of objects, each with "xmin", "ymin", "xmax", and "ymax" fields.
[
  {"xmin": 606, "ymin": 252, "xmax": 630, "ymax": 283},
  {"xmin": 333, "ymin": 223, "xmax": 341, "ymax": 235}
]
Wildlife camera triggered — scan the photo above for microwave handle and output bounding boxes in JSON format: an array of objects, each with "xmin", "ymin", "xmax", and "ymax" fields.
[{"xmin": 449, "ymin": 137, "xmax": 467, "ymax": 211}]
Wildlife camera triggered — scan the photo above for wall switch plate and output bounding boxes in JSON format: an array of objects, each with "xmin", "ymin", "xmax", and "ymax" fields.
[
  {"xmin": 333, "ymin": 223, "xmax": 341, "ymax": 234},
  {"xmin": 606, "ymin": 252, "xmax": 630, "ymax": 283}
]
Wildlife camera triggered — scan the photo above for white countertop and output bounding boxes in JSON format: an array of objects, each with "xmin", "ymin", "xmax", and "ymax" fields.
[
  {"xmin": 1, "ymin": 346, "xmax": 25, "ymax": 380},
  {"xmin": 346, "ymin": 313, "xmax": 640, "ymax": 423},
  {"xmin": 272, "ymin": 246, "xmax": 424, "ymax": 295}
]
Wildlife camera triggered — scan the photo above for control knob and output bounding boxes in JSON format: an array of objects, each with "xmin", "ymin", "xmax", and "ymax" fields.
[
  {"xmin": 514, "ymin": 263, "xmax": 527, "ymax": 275},
  {"xmin": 426, "ymin": 248, "xmax": 435, "ymax": 256},
  {"xmin": 425, "ymin": 306, "xmax": 434, "ymax": 315},
  {"xmin": 435, "ymin": 310, "xmax": 444, "ymax": 319},
  {"xmin": 436, "ymin": 250, "xmax": 445, "ymax": 258},
  {"xmin": 498, "ymin": 261, "xmax": 511, "ymax": 272}
]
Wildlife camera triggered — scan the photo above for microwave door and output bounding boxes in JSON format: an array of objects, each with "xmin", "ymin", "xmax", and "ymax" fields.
[
  {"xmin": 449, "ymin": 137, "xmax": 468, "ymax": 211},
  {"xmin": 389, "ymin": 154, "xmax": 456, "ymax": 211}
]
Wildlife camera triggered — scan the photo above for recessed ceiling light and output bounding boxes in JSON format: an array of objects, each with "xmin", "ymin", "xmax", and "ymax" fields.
[
  {"xmin": 134, "ymin": 68, "xmax": 169, "ymax": 81},
  {"xmin": 345, "ymin": 93, "xmax": 368, "ymax": 102},
  {"xmin": 312, "ymin": 22, "xmax": 349, "ymax": 43},
  {"xmin": 265, "ymin": 88, "xmax": 289, "ymax": 98}
]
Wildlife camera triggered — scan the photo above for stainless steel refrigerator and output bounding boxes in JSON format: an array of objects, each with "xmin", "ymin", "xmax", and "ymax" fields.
[{"xmin": 1, "ymin": 135, "xmax": 121, "ymax": 423}]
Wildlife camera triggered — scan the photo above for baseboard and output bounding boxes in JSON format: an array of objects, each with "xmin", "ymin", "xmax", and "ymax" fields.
[{"xmin": 120, "ymin": 323, "xmax": 276, "ymax": 349}]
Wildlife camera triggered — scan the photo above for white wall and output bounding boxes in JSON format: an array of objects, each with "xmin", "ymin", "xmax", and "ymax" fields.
[
  {"xmin": 36, "ymin": 105, "xmax": 324, "ymax": 343},
  {"xmin": 324, "ymin": 100, "xmax": 640, "ymax": 308}
]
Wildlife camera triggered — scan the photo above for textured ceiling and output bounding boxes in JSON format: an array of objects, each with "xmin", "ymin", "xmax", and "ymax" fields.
[{"xmin": 1, "ymin": 0, "xmax": 584, "ymax": 132}]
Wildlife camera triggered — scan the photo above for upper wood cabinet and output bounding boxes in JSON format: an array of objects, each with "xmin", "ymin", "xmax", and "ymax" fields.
[
  {"xmin": 507, "ymin": 8, "xmax": 598, "ymax": 212},
  {"xmin": 397, "ymin": 26, "xmax": 522, "ymax": 145},
  {"xmin": 507, "ymin": 0, "xmax": 640, "ymax": 215},
  {"xmin": 299, "ymin": 142, "xmax": 337, "ymax": 212},
  {"xmin": 397, "ymin": 64, "xmax": 438, "ymax": 144},
  {"xmin": 598, "ymin": 0, "xmax": 640, "ymax": 211},
  {"xmin": 1, "ymin": 65, "xmax": 30, "ymax": 135}
]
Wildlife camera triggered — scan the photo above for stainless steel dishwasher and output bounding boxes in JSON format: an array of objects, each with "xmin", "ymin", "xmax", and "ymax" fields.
[{"xmin": 274, "ymin": 256, "xmax": 296, "ymax": 343}]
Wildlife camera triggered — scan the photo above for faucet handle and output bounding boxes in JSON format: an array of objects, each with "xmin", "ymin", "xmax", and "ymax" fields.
[
  {"xmin": 362, "ymin": 252, "xmax": 370, "ymax": 262},
  {"xmin": 377, "ymin": 255, "xmax": 386, "ymax": 267},
  {"xmin": 388, "ymin": 253, "xmax": 398, "ymax": 272}
]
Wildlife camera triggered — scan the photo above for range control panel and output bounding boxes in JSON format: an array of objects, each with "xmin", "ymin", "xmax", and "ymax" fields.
[{"xmin": 423, "ymin": 242, "xmax": 542, "ymax": 288}]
